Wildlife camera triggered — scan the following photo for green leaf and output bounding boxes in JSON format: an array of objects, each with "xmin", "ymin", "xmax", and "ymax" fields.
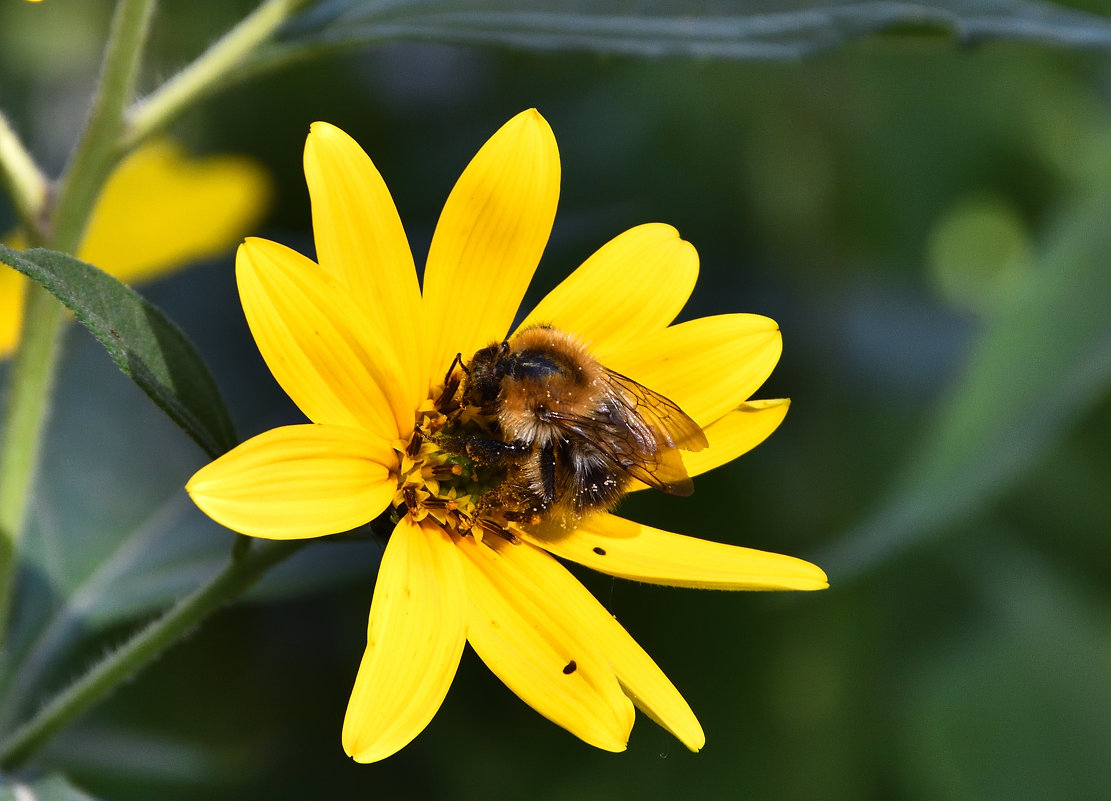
[
  {"xmin": 285, "ymin": 0, "xmax": 1111, "ymax": 58},
  {"xmin": 0, "ymin": 245, "xmax": 236, "ymax": 459},
  {"xmin": 822, "ymin": 184, "xmax": 1111, "ymax": 579},
  {"xmin": 0, "ymin": 328, "xmax": 381, "ymax": 734},
  {"xmin": 0, "ymin": 773, "xmax": 101, "ymax": 801}
]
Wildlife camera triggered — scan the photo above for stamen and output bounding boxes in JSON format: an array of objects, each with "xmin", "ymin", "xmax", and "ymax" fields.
[
  {"xmin": 427, "ymin": 463, "xmax": 464, "ymax": 479},
  {"xmin": 423, "ymin": 496, "xmax": 458, "ymax": 513}
]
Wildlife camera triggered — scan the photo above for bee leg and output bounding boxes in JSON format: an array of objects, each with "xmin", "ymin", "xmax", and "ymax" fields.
[
  {"xmin": 435, "ymin": 352, "xmax": 468, "ymax": 412},
  {"xmin": 433, "ymin": 434, "xmax": 529, "ymax": 465},
  {"xmin": 432, "ymin": 434, "xmax": 469, "ymax": 457},
  {"xmin": 493, "ymin": 442, "xmax": 556, "ymax": 524},
  {"xmin": 461, "ymin": 437, "xmax": 533, "ymax": 466},
  {"xmin": 491, "ymin": 486, "xmax": 551, "ymax": 524},
  {"xmin": 536, "ymin": 441, "xmax": 556, "ymax": 509}
]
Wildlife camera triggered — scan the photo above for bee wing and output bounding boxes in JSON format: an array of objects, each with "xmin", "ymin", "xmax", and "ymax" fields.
[
  {"xmin": 548, "ymin": 368, "xmax": 708, "ymax": 497},
  {"xmin": 602, "ymin": 369, "xmax": 709, "ymax": 453}
]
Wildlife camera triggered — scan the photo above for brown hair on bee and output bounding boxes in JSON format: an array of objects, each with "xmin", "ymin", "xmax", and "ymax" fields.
[{"xmin": 446, "ymin": 325, "xmax": 708, "ymax": 529}]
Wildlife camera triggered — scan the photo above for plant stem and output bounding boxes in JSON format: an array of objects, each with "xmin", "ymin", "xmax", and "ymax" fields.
[
  {"xmin": 0, "ymin": 539, "xmax": 304, "ymax": 770},
  {"xmin": 0, "ymin": 0, "xmax": 156, "ymax": 646},
  {"xmin": 0, "ymin": 0, "xmax": 324, "ymax": 768},
  {"xmin": 0, "ymin": 290, "xmax": 66, "ymax": 640},
  {"xmin": 49, "ymin": 0, "xmax": 156, "ymax": 254},
  {"xmin": 0, "ymin": 113, "xmax": 49, "ymax": 239},
  {"xmin": 123, "ymin": 0, "xmax": 315, "ymax": 150}
]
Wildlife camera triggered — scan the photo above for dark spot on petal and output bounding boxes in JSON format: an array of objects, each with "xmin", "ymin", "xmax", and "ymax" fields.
[
  {"xmin": 592, "ymin": 546, "xmax": 606, "ymax": 556},
  {"xmin": 563, "ymin": 660, "xmax": 577, "ymax": 675}
]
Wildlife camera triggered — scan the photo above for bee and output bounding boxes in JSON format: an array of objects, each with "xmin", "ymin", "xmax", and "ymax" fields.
[{"xmin": 441, "ymin": 324, "xmax": 708, "ymax": 529}]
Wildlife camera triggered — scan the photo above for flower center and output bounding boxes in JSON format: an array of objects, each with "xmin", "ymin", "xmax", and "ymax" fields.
[{"xmin": 389, "ymin": 396, "xmax": 520, "ymax": 543}]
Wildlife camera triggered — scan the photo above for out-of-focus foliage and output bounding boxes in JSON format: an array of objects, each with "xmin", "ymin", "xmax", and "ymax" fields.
[
  {"xmin": 822, "ymin": 179, "xmax": 1111, "ymax": 578},
  {"xmin": 0, "ymin": 773, "xmax": 101, "ymax": 801},
  {"xmin": 2, "ymin": 0, "xmax": 1111, "ymax": 799},
  {"xmin": 292, "ymin": 0, "xmax": 1111, "ymax": 58}
]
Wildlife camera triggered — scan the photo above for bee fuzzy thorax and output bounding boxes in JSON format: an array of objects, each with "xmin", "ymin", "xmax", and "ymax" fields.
[
  {"xmin": 491, "ymin": 326, "xmax": 604, "ymax": 444},
  {"xmin": 423, "ymin": 323, "xmax": 707, "ymax": 530}
]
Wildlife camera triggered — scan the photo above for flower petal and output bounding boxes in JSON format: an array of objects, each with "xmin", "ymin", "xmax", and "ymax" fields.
[
  {"xmin": 237, "ymin": 237, "xmax": 411, "ymax": 438},
  {"xmin": 185, "ymin": 424, "xmax": 396, "ymax": 540},
  {"xmin": 605, "ymin": 619, "xmax": 705, "ymax": 753},
  {"xmin": 80, "ymin": 140, "xmax": 270, "ymax": 284},
  {"xmin": 523, "ymin": 513, "xmax": 828, "ymax": 591},
  {"xmin": 3, "ymin": 140, "xmax": 269, "ymax": 359},
  {"xmin": 455, "ymin": 533, "xmax": 634, "ymax": 752},
  {"xmin": 518, "ymin": 223, "xmax": 697, "ymax": 356},
  {"xmin": 0, "ymin": 269, "xmax": 24, "ymax": 358},
  {"xmin": 303, "ymin": 122, "xmax": 425, "ymax": 394},
  {"xmin": 484, "ymin": 534, "xmax": 705, "ymax": 750},
  {"xmin": 343, "ymin": 517, "xmax": 467, "ymax": 763},
  {"xmin": 604, "ymin": 314, "xmax": 782, "ymax": 426},
  {"xmin": 627, "ymin": 399, "xmax": 790, "ymax": 491},
  {"xmin": 422, "ymin": 109, "xmax": 560, "ymax": 386},
  {"xmin": 684, "ymin": 398, "xmax": 789, "ymax": 477}
]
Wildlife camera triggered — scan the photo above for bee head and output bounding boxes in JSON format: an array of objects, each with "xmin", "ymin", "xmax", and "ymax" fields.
[{"xmin": 464, "ymin": 341, "xmax": 511, "ymax": 408}]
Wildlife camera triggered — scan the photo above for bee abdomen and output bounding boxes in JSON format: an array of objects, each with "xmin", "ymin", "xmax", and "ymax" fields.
[{"xmin": 559, "ymin": 442, "xmax": 628, "ymax": 513}]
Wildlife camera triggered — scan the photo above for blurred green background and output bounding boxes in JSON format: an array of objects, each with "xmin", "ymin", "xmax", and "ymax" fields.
[{"xmin": 2, "ymin": 1, "xmax": 1111, "ymax": 799}]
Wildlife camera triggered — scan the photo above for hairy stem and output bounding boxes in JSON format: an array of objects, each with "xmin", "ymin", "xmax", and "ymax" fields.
[
  {"xmin": 0, "ymin": 0, "xmax": 157, "ymax": 646},
  {"xmin": 124, "ymin": 0, "xmax": 316, "ymax": 150},
  {"xmin": 0, "ymin": 539, "xmax": 303, "ymax": 770}
]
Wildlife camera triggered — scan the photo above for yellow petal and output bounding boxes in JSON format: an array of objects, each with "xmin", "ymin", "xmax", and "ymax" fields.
[
  {"xmin": 524, "ymin": 513, "xmax": 828, "ymax": 591},
  {"xmin": 79, "ymin": 139, "xmax": 270, "ymax": 284},
  {"xmin": 605, "ymin": 619, "xmax": 705, "ymax": 753},
  {"xmin": 303, "ymin": 122, "xmax": 425, "ymax": 395},
  {"xmin": 343, "ymin": 517, "xmax": 467, "ymax": 763},
  {"xmin": 627, "ymin": 399, "xmax": 790, "ymax": 490},
  {"xmin": 455, "ymin": 533, "xmax": 634, "ymax": 752},
  {"xmin": 422, "ymin": 109, "xmax": 560, "ymax": 387},
  {"xmin": 604, "ymin": 314, "xmax": 782, "ymax": 426},
  {"xmin": 684, "ymin": 398, "xmax": 789, "ymax": 477},
  {"xmin": 518, "ymin": 223, "xmax": 697, "ymax": 357},
  {"xmin": 2, "ymin": 140, "xmax": 269, "ymax": 359},
  {"xmin": 483, "ymin": 534, "xmax": 704, "ymax": 750},
  {"xmin": 236, "ymin": 237, "xmax": 412, "ymax": 438},
  {"xmin": 185, "ymin": 424, "xmax": 396, "ymax": 540},
  {"xmin": 0, "ymin": 269, "xmax": 24, "ymax": 358}
]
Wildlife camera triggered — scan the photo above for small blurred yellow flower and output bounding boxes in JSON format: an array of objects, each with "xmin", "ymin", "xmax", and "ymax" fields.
[
  {"xmin": 187, "ymin": 110, "xmax": 828, "ymax": 762},
  {"xmin": 1, "ymin": 140, "xmax": 271, "ymax": 357}
]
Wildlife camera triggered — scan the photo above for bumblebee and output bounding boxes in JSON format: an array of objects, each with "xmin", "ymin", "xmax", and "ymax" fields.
[{"xmin": 440, "ymin": 325, "xmax": 708, "ymax": 528}]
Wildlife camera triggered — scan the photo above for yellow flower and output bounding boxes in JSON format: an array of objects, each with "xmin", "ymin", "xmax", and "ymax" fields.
[
  {"xmin": 186, "ymin": 110, "xmax": 827, "ymax": 762},
  {"xmin": 1, "ymin": 140, "xmax": 271, "ymax": 357}
]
